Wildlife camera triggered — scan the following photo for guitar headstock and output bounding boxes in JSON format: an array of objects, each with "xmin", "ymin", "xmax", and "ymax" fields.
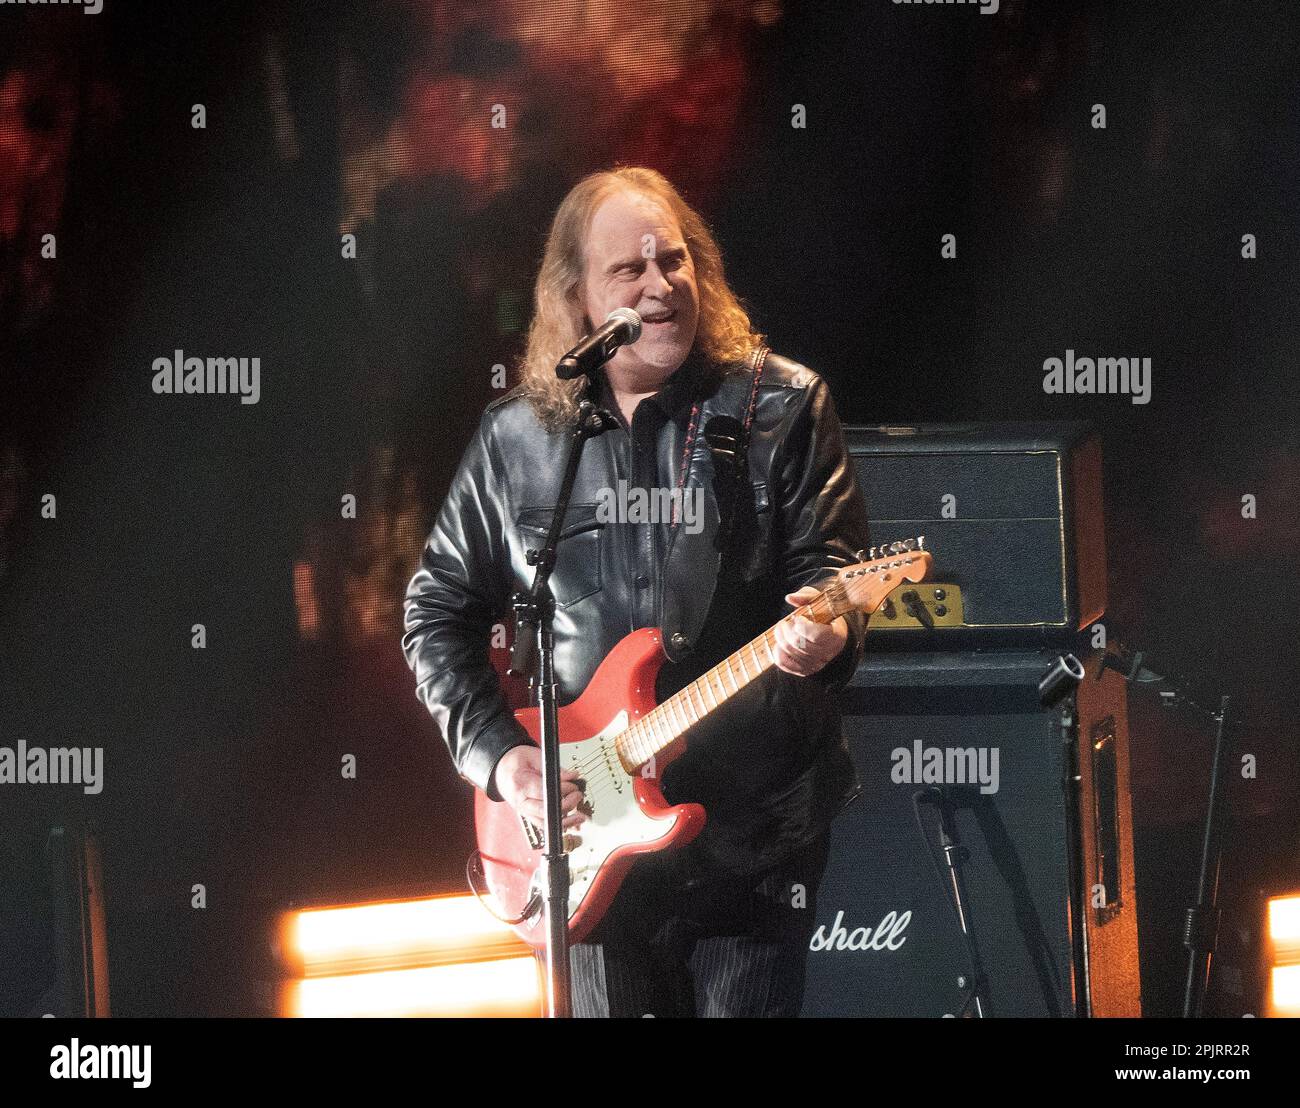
[{"xmin": 829, "ymin": 537, "xmax": 932, "ymax": 617}]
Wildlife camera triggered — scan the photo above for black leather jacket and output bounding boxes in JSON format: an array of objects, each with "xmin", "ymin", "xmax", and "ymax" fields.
[{"xmin": 402, "ymin": 351, "xmax": 872, "ymax": 879}]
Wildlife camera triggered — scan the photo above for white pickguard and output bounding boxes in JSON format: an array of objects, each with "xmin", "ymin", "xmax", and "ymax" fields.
[{"xmin": 524, "ymin": 710, "xmax": 683, "ymax": 928}]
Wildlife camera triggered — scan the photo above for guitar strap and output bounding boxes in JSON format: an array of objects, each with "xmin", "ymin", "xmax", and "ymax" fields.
[
  {"xmin": 710, "ymin": 343, "xmax": 768, "ymax": 555},
  {"xmin": 742, "ymin": 342, "xmax": 769, "ymax": 448}
]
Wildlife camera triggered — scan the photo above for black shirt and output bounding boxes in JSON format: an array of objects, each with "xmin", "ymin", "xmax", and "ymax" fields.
[{"xmin": 588, "ymin": 354, "xmax": 705, "ymax": 632}]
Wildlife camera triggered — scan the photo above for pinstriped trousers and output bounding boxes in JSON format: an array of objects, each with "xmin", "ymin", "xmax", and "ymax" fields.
[{"xmin": 567, "ymin": 830, "xmax": 831, "ymax": 1018}]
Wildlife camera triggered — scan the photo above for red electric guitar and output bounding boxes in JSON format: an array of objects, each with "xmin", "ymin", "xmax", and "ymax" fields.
[{"xmin": 473, "ymin": 538, "xmax": 932, "ymax": 947}]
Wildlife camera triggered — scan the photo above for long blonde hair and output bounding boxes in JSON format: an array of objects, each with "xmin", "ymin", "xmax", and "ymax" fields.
[{"xmin": 513, "ymin": 166, "xmax": 764, "ymax": 432}]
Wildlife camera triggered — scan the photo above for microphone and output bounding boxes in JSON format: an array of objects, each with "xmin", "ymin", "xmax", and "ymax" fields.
[{"xmin": 555, "ymin": 308, "xmax": 642, "ymax": 380}]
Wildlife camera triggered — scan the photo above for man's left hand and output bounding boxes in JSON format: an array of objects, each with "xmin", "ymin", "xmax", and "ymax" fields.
[{"xmin": 773, "ymin": 585, "xmax": 849, "ymax": 677}]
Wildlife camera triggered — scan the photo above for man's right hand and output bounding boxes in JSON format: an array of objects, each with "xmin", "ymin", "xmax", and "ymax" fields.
[{"xmin": 492, "ymin": 744, "xmax": 588, "ymax": 830}]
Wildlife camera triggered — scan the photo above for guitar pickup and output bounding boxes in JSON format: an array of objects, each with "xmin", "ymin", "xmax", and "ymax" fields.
[
  {"xmin": 521, "ymin": 815, "xmax": 585, "ymax": 855},
  {"xmin": 520, "ymin": 816, "xmax": 544, "ymax": 850}
]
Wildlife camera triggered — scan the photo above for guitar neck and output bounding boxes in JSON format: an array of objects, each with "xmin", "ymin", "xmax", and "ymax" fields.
[{"xmin": 615, "ymin": 583, "xmax": 850, "ymax": 772}]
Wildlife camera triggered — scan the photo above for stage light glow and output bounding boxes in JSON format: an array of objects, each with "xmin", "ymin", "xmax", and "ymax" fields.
[
  {"xmin": 1268, "ymin": 895, "xmax": 1300, "ymax": 947},
  {"xmin": 1270, "ymin": 965, "xmax": 1300, "ymax": 1017},
  {"xmin": 283, "ymin": 893, "xmax": 522, "ymax": 975},
  {"xmin": 1265, "ymin": 893, "xmax": 1300, "ymax": 1017},
  {"xmin": 287, "ymin": 957, "xmax": 542, "ymax": 1018}
]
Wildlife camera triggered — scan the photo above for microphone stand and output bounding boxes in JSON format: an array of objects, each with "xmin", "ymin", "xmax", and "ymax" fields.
[
  {"xmin": 914, "ymin": 787, "xmax": 990, "ymax": 1017},
  {"xmin": 1095, "ymin": 642, "xmax": 1235, "ymax": 1018},
  {"xmin": 508, "ymin": 397, "xmax": 615, "ymax": 1019},
  {"xmin": 1183, "ymin": 695, "xmax": 1232, "ymax": 1019}
]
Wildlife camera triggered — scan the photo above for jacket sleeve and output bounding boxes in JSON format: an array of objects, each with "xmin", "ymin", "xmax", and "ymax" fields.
[
  {"xmin": 402, "ymin": 413, "xmax": 531, "ymax": 801},
  {"xmin": 771, "ymin": 373, "xmax": 872, "ymax": 694}
]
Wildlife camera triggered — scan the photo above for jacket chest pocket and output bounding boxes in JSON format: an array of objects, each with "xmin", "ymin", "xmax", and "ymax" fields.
[{"xmin": 515, "ymin": 503, "xmax": 604, "ymax": 608}]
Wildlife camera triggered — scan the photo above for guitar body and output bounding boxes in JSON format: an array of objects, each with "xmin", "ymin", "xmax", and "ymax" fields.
[
  {"xmin": 472, "ymin": 539, "xmax": 931, "ymax": 949},
  {"xmin": 474, "ymin": 627, "xmax": 707, "ymax": 948}
]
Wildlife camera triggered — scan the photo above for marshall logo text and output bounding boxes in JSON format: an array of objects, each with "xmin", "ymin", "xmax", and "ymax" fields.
[{"xmin": 809, "ymin": 909, "xmax": 911, "ymax": 952}]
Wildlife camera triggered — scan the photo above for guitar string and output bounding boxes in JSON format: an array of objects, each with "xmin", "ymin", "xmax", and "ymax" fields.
[
  {"xmin": 549, "ymin": 552, "xmax": 906, "ymax": 782},
  {"xmin": 547, "ymin": 600, "xmax": 834, "ymax": 824},
  {"xmin": 559, "ymin": 559, "xmax": 904, "ymax": 790},
  {"xmin": 533, "ymin": 565, "xmax": 907, "ymax": 838},
  {"xmin": 561, "ymin": 606, "xmax": 813, "ymax": 778},
  {"xmin": 527, "ymin": 562, "xmax": 917, "ymax": 846},
  {"xmin": 559, "ymin": 598, "xmax": 832, "ymax": 783}
]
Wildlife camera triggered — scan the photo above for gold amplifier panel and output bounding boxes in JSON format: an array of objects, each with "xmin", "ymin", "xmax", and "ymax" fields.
[{"xmin": 867, "ymin": 583, "xmax": 965, "ymax": 631}]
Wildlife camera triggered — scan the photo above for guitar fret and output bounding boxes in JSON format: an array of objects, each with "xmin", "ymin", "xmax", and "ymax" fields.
[
  {"xmin": 681, "ymin": 691, "xmax": 697, "ymax": 726},
  {"xmin": 631, "ymin": 621, "xmax": 835, "ymax": 767},
  {"xmin": 631, "ymin": 615, "xmax": 853, "ymax": 768},
  {"xmin": 689, "ymin": 683, "xmax": 705, "ymax": 720}
]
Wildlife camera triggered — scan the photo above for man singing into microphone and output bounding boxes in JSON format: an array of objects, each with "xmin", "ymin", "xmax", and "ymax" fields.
[{"xmin": 403, "ymin": 165, "xmax": 871, "ymax": 1017}]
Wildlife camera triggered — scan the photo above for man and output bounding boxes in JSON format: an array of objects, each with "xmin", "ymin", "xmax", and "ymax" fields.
[{"xmin": 403, "ymin": 166, "xmax": 871, "ymax": 1017}]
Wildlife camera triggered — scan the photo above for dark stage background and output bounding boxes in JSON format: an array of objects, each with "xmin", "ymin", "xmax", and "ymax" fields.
[{"xmin": 1, "ymin": 0, "xmax": 1297, "ymax": 1016}]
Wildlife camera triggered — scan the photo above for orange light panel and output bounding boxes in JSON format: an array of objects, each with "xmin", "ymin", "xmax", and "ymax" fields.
[
  {"xmin": 1268, "ymin": 895, "xmax": 1300, "ymax": 948},
  {"xmin": 285, "ymin": 893, "xmax": 520, "ymax": 975},
  {"xmin": 287, "ymin": 957, "xmax": 542, "ymax": 1017},
  {"xmin": 1270, "ymin": 964, "xmax": 1300, "ymax": 1017}
]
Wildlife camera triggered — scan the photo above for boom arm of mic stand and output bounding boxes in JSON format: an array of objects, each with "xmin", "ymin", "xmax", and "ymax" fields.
[{"xmin": 1093, "ymin": 636, "xmax": 1237, "ymax": 1016}]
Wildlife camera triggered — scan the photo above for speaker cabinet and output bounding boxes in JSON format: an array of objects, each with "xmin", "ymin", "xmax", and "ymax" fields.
[{"xmin": 802, "ymin": 650, "xmax": 1140, "ymax": 1017}]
